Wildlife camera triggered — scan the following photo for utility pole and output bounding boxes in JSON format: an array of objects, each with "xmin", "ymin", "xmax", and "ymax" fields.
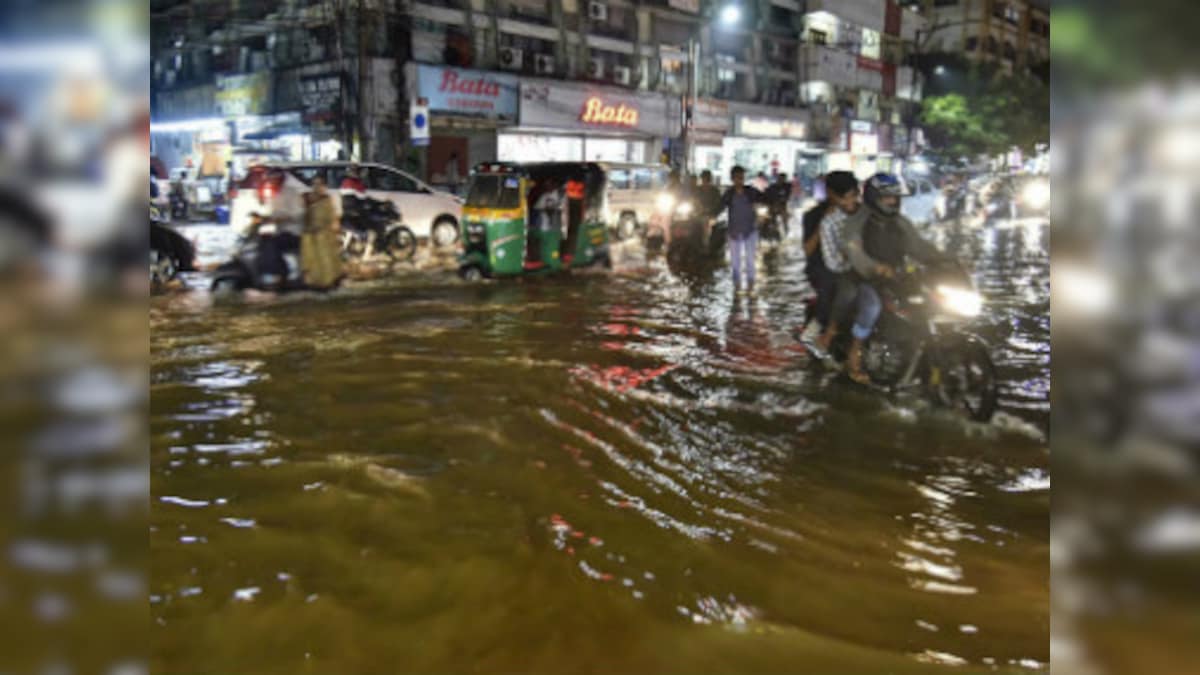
[{"xmin": 357, "ymin": 0, "xmax": 369, "ymax": 162}]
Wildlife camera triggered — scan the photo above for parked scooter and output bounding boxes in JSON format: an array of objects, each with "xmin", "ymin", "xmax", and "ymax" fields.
[{"xmin": 339, "ymin": 194, "xmax": 417, "ymax": 262}]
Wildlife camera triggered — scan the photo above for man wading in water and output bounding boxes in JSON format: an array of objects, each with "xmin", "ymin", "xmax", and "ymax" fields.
[{"xmin": 721, "ymin": 165, "xmax": 765, "ymax": 294}]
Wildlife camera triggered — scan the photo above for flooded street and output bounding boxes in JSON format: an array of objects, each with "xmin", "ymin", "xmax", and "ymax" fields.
[{"xmin": 151, "ymin": 219, "xmax": 1049, "ymax": 673}]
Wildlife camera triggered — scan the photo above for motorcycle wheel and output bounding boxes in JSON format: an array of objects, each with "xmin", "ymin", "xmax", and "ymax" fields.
[
  {"xmin": 616, "ymin": 215, "xmax": 638, "ymax": 241},
  {"xmin": 382, "ymin": 226, "xmax": 417, "ymax": 262},
  {"xmin": 211, "ymin": 276, "xmax": 241, "ymax": 295},
  {"xmin": 937, "ymin": 339, "xmax": 998, "ymax": 422}
]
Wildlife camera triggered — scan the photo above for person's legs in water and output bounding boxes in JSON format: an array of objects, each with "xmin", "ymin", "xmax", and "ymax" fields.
[
  {"xmin": 846, "ymin": 284, "xmax": 883, "ymax": 384},
  {"xmin": 816, "ymin": 274, "xmax": 860, "ymax": 354},
  {"xmin": 744, "ymin": 231, "xmax": 759, "ymax": 292},
  {"xmin": 730, "ymin": 235, "xmax": 745, "ymax": 290},
  {"xmin": 814, "ymin": 265, "xmax": 837, "ymax": 329}
]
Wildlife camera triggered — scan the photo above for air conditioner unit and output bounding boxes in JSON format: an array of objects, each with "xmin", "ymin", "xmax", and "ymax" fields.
[
  {"xmin": 613, "ymin": 65, "xmax": 632, "ymax": 85},
  {"xmin": 588, "ymin": 1, "xmax": 608, "ymax": 22},
  {"xmin": 534, "ymin": 54, "xmax": 555, "ymax": 75},
  {"xmin": 500, "ymin": 47, "xmax": 524, "ymax": 71},
  {"xmin": 587, "ymin": 57, "xmax": 605, "ymax": 79}
]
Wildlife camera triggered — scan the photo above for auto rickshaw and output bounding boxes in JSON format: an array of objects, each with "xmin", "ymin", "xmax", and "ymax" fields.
[{"xmin": 458, "ymin": 162, "xmax": 612, "ymax": 280}]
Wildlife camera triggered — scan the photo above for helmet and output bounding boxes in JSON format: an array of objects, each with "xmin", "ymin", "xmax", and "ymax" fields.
[{"xmin": 863, "ymin": 173, "xmax": 903, "ymax": 216}]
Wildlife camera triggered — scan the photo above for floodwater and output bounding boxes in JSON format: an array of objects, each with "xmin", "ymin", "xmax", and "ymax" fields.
[{"xmin": 150, "ymin": 218, "xmax": 1049, "ymax": 674}]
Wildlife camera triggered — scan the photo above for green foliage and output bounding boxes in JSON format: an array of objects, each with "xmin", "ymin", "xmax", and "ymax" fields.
[{"xmin": 920, "ymin": 71, "xmax": 1048, "ymax": 161}]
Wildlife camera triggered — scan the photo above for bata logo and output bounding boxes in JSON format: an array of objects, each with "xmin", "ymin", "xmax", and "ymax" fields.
[
  {"xmin": 439, "ymin": 70, "xmax": 501, "ymax": 98},
  {"xmin": 580, "ymin": 97, "xmax": 639, "ymax": 127}
]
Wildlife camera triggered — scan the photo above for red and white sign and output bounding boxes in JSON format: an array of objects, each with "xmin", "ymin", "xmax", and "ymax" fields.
[
  {"xmin": 519, "ymin": 79, "xmax": 680, "ymax": 137},
  {"xmin": 416, "ymin": 64, "xmax": 518, "ymax": 120}
]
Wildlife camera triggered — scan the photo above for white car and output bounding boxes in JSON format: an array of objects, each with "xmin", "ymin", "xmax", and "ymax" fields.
[
  {"xmin": 900, "ymin": 176, "xmax": 941, "ymax": 225},
  {"xmin": 230, "ymin": 161, "xmax": 463, "ymax": 246}
]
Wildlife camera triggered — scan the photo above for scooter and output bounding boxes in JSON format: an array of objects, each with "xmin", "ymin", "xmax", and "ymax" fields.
[{"xmin": 210, "ymin": 221, "xmax": 312, "ymax": 293}]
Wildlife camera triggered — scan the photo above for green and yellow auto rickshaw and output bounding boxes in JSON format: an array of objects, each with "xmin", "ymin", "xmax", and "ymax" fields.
[{"xmin": 458, "ymin": 162, "xmax": 612, "ymax": 280}]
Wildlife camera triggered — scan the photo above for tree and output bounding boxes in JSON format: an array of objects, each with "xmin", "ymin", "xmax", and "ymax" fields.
[{"xmin": 920, "ymin": 72, "xmax": 1048, "ymax": 162}]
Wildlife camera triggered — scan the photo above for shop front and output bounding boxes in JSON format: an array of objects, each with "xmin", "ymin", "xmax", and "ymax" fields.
[
  {"xmin": 408, "ymin": 63, "xmax": 519, "ymax": 189},
  {"xmin": 500, "ymin": 79, "xmax": 679, "ymax": 166},
  {"xmin": 720, "ymin": 105, "xmax": 813, "ymax": 186},
  {"xmin": 827, "ymin": 119, "xmax": 884, "ymax": 180},
  {"xmin": 688, "ymin": 98, "xmax": 731, "ymax": 179}
]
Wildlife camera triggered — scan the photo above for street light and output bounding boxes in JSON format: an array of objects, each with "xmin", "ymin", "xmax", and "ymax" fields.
[
  {"xmin": 684, "ymin": 3, "xmax": 740, "ymax": 173},
  {"xmin": 935, "ymin": 65, "xmax": 947, "ymax": 76}
]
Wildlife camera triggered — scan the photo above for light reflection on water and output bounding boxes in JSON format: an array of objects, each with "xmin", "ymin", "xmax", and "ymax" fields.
[{"xmin": 151, "ymin": 222, "xmax": 1049, "ymax": 673}]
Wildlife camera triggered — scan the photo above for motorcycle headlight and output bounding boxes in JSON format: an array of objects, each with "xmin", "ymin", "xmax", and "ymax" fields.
[
  {"xmin": 656, "ymin": 192, "xmax": 676, "ymax": 214},
  {"xmin": 755, "ymin": 205, "xmax": 768, "ymax": 217},
  {"xmin": 936, "ymin": 285, "xmax": 983, "ymax": 317},
  {"xmin": 675, "ymin": 201, "xmax": 694, "ymax": 217},
  {"xmin": 1021, "ymin": 180, "xmax": 1050, "ymax": 209}
]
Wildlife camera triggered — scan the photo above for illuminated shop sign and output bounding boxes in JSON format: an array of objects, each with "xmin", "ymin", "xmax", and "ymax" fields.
[
  {"xmin": 580, "ymin": 97, "xmax": 640, "ymax": 127},
  {"xmin": 736, "ymin": 116, "xmax": 806, "ymax": 139}
]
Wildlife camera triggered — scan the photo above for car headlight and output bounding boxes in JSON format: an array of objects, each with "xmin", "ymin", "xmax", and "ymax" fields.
[
  {"xmin": 656, "ymin": 192, "xmax": 676, "ymax": 214},
  {"xmin": 1054, "ymin": 264, "xmax": 1114, "ymax": 317},
  {"xmin": 936, "ymin": 285, "xmax": 983, "ymax": 317},
  {"xmin": 675, "ymin": 201, "xmax": 694, "ymax": 217},
  {"xmin": 1021, "ymin": 180, "xmax": 1050, "ymax": 209},
  {"xmin": 755, "ymin": 205, "xmax": 768, "ymax": 217}
]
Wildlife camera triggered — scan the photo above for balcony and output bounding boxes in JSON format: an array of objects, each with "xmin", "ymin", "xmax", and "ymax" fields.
[{"xmin": 803, "ymin": 0, "xmax": 886, "ymax": 33}]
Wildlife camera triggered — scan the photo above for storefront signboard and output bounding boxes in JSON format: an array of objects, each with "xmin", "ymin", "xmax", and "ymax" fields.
[
  {"xmin": 417, "ymin": 64, "xmax": 518, "ymax": 121},
  {"xmin": 735, "ymin": 115, "xmax": 806, "ymax": 139},
  {"xmin": 850, "ymin": 120, "xmax": 874, "ymax": 134},
  {"xmin": 215, "ymin": 72, "xmax": 271, "ymax": 117},
  {"xmin": 668, "ymin": 0, "xmax": 700, "ymax": 13},
  {"xmin": 520, "ymin": 79, "xmax": 679, "ymax": 137}
]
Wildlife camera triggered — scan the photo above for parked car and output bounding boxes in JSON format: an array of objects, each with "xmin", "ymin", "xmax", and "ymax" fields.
[
  {"xmin": 229, "ymin": 161, "xmax": 463, "ymax": 246},
  {"xmin": 597, "ymin": 162, "xmax": 671, "ymax": 240},
  {"xmin": 900, "ymin": 176, "xmax": 940, "ymax": 225}
]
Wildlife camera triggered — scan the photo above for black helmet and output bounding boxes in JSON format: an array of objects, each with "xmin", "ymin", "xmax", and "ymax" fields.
[{"xmin": 863, "ymin": 173, "xmax": 903, "ymax": 216}]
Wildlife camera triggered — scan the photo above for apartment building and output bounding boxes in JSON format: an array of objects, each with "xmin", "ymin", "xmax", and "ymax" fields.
[
  {"xmin": 151, "ymin": 0, "xmax": 929, "ymax": 184},
  {"xmin": 922, "ymin": 0, "xmax": 1050, "ymax": 75}
]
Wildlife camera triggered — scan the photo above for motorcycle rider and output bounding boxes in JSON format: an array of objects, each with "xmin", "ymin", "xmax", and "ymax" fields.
[{"xmin": 815, "ymin": 173, "xmax": 947, "ymax": 383}]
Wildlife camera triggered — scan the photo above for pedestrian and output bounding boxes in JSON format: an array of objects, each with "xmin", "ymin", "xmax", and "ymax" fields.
[
  {"xmin": 300, "ymin": 176, "xmax": 344, "ymax": 290},
  {"xmin": 721, "ymin": 165, "xmax": 765, "ymax": 294},
  {"xmin": 444, "ymin": 152, "xmax": 461, "ymax": 190},
  {"xmin": 341, "ymin": 165, "xmax": 367, "ymax": 193},
  {"xmin": 696, "ymin": 169, "xmax": 722, "ymax": 244}
]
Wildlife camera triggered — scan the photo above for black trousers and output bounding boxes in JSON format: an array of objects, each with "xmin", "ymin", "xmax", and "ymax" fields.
[{"xmin": 805, "ymin": 260, "xmax": 836, "ymax": 329}]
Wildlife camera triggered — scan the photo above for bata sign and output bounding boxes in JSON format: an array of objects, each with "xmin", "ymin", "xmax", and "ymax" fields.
[
  {"xmin": 416, "ymin": 64, "xmax": 517, "ymax": 120},
  {"xmin": 580, "ymin": 97, "xmax": 639, "ymax": 127},
  {"xmin": 737, "ymin": 116, "xmax": 806, "ymax": 139}
]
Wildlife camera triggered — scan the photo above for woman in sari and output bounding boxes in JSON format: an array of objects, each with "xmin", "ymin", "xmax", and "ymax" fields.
[{"xmin": 300, "ymin": 176, "xmax": 344, "ymax": 289}]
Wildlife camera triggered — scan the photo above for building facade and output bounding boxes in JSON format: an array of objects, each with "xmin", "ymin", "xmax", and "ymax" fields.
[
  {"xmin": 151, "ymin": 0, "xmax": 931, "ymax": 187},
  {"xmin": 921, "ymin": 0, "xmax": 1050, "ymax": 76}
]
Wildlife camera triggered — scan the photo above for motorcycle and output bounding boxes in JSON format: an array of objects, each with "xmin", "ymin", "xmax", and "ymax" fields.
[
  {"xmin": 757, "ymin": 204, "xmax": 784, "ymax": 243},
  {"xmin": 820, "ymin": 260, "xmax": 999, "ymax": 422},
  {"xmin": 339, "ymin": 194, "xmax": 417, "ymax": 262},
  {"xmin": 149, "ymin": 201, "xmax": 195, "ymax": 287}
]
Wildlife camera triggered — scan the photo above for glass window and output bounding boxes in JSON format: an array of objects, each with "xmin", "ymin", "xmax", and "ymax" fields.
[
  {"xmin": 465, "ymin": 175, "xmax": 521, "ymax": 208},
  {"xmin": 369, "ymin": 167, "xmax": 419, "ymax": 192},
  {"xmin": 633, "ymin": 169, "xmax": 652, "ymax": 190},
  {"xmin": 289, "ymin": 166, "xmax": 324, "ymax": 186},
  {"xmin": 608, "ymin": 169, "xmax": 630, "ymax": 190},
  {"xmin": 326, "ymin": 165, "xmax": 349, "ymax": 186}
]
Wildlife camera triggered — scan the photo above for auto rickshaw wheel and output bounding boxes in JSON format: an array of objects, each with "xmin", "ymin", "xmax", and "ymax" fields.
[{"xmin": 460, "ymin": 265, "xmax": 484, "ymax": 282}]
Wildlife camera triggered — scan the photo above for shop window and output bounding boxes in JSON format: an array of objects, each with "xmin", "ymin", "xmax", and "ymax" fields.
[{"xmin": 369, "ymin": 167, "xmax": 420, "ymax": 192}]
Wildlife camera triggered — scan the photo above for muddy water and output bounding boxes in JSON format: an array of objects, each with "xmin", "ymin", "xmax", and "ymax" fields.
[{"xmin": 151, "ymin": 220, "xmax": 1049, "ymax": 673}]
